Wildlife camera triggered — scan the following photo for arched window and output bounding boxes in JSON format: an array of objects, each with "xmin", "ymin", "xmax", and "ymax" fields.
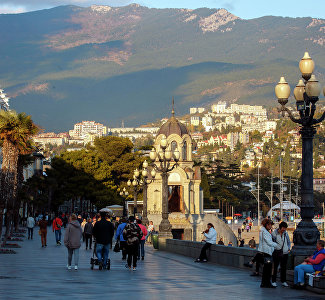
[
  {"xmin": 182, "ymin": 141, "xmax": 187, "ymax": 161},
  {"xmin": 171, "ymin": 141, "xmax": 177, "ymax": 152}
]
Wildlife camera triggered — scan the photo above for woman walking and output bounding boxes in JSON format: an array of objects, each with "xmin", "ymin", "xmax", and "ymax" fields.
[
  {"xmin": 258, "ymin": 218, "xmax": 278, "ymax": 288},
  {"xmin": 64, "ymin": 214, "xmax": 82, "ymax": 270},
  {"xmin": 39, "ymin": 215, "xmax": 48, "ymax": 247}
]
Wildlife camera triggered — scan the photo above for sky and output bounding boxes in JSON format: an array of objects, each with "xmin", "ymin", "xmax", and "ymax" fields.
[{"xmin": 0, "ymin": 0, "xmax": 324, "ymax": 19}]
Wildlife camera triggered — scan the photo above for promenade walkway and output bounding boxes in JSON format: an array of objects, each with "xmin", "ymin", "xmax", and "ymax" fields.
[{"xmin": 0, "ymin": 229, "xmax": 321, "ymax": 300}]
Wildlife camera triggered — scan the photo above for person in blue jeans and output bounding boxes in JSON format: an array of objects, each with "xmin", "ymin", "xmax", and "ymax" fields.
[
  {"xmin": 293, "ymin": 240, "xmax": 325, "ymax": 289},
  {"xmin": 92, "ymin": 211, "xmax": 114, "ymax": 270},
  {"xmin": 115, "ymin": 218, "xmax": 127, "ymax": 260}
]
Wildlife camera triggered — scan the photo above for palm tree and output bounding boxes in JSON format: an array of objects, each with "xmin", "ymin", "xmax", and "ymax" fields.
[{"xmin": 0, "ymin": 110, "xmax": 39, "ymax": 241}]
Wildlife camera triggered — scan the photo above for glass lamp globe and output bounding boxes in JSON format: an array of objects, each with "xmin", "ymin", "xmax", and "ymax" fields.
[
  {"xmin": 160, "ymin": 135, "xmax": 168, "ymax": 149},
  {"xmin": 165, "ymin": 150, "xmax": 172, "ymax": 161},
  {"xmin": 299, "ymin": 52, "xmax": 314, "ymax": 81},
  {"xmin": 127, "ymin": 180, "xmax": 131, "ymax": 186},
  {"xmin": 134, "ymin": 169, "xmax": 140, "ymax": 178},
  {"xmin": 150, "ymin": 148, "xmax": 157, "ymax": 161},
  {"xmin": 142, "ymin": 169, "xmax": 148, "ymax": 177},
  {"xmin": 151, "ymin": 169, "xmax": 156, "ymax": 178},
  {"xmin": 132, "ymin": 179, "xmax": 137, "ymax": 186},
  {"xmin": 275, "ymin": 77, "xmax": 291, "ymax": 105},
  {"xmin": 293, "ymin": 79, "xmax": 305, "ymax": 101},
  {"xmin": 305, "ymin": 75, "xmax": 321, "ymax": 99},
  {"xmin": 174, "ymin": 148, "xmax": 180, "ymax": 161},
  {"xmin": 143, "ymin": 160, "xmax": 148, "ymax": 168}
]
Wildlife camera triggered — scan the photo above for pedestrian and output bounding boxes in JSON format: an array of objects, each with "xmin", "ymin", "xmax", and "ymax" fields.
[
  {"xmin": 195, "ymin": 223, "xmax": 217, "ymax": 263},
  {"xmin": 52, "ymin": 213, "xmax": 63, "ymax": 245},
  {"xmin": 81, "ymin": 218, "xmax": 87, "ymax": 242},
  {"xmin": 293, "ymin": 240, "xmax": 325, "ymax": 289},
  {"xmin": 39, "ymin": 215, "xmax": 48, "ymax": 247},
  {"xmin": 146, "ymin": 221, "xmax": 154, "ymax": 243},
  {"xmin": 238, "ymin": 227, "xmax": 242, "ymax": 239},
  {"xmin": 218, "ymin": 238, "xmax": 224, "ymax": 245},
  {"xmin": 77, "ymin": 215, "xmax": 83, "ymax": 224},
  {"xmin": 249, "ymin": 237, "xmax": 256, "ymax": 249},
  {"xmin": 26, "ymin": 215, "xmax": 35, "ymax": 240},
  {"xmin": 84, "ymin": 218, "xmax": 93, "ymax": 250},
  {"xmin": 123, "ymin": 216, "xmax": 143, "ymax": 270},
  {"xmin": 64, "ymin": 214, "xmax": 83, "ymax": 270},
  {"xmin": 62, "ymin": 214, "xmax": 68, "ymax": 228},
  {"xmin": 115, "ymin": 218, "xmax": 128, "ymax": 260},
  {"xmin": 239, "ymin": 239, "xmax": 245, "ymax": 247},
  {"xmin": 271, "ymin": 221, "xmax": 291, "ymax": 287},
  {"xmin": 136, "ymin": 219, "xmax": 148, "ymax": 260},
  {"xmin": 258, "ymin": 218, "xmax": 278, "ymax": 288},
  {"xmin": 92, "ymin": 211, "xmax": 114, "ymax": 270},
  {"xmin": 241, "ymin": 223, "xmax": 245, "ymax": 231},
  {"xmin": 246, "ymin": 224, "xmax": 250, "ymax": 233}
]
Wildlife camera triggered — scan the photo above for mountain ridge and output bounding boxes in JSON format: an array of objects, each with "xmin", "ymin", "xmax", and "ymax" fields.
[{"xmin": 0, "ymin": 4, "xmax": 324, "ymax": 131}]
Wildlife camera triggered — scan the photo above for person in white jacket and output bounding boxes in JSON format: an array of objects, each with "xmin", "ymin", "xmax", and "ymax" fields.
[
  {"xmin": 258, "ymin": 218, "xmax": 278, "ymax": 288},
  {"xmin": 195, "ymin": 223, "xmax": 217, "ymax": 263},
  {"xmin": 26, "ymin": 215, "xmax": 35, "ymax": 240}
]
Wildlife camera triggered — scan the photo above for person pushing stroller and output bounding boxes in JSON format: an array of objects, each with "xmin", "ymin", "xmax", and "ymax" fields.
[{"xmin": 92, "ymin": 211, "xmax": 114, "ymax": 270}]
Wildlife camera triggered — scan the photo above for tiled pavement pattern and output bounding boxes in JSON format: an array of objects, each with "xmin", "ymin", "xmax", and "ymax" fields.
[{"xmin": 0, "ymin": 229, "xmax": 322, "ymax": 300}]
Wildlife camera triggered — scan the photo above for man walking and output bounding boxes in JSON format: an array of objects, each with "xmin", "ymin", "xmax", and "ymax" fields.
[
  {"xmin": 52, "ymin": 213, "xmax": 63, "ymax": 245},
  {"xmin": 92, "ymin": 211, "xmax": 114, "ymax": 270},
  {"xmin": 115, "ymin": 218, "xmax": 128, "ymax": 260},
  {"xmin": 123, "ymin": 216, "xmax": 143, "ymax": 270},
  {"xmin": 238, "ymin": 227, "xmax": 242, "ymax": 239},
  {"xmin": 26, "ymin": 215, "xmax": 35, "ymax": 240}
]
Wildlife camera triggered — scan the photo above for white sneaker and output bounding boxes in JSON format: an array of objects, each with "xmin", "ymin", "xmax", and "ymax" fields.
[
  {"xmin": 282, "ymin": 282, "xmax": 288, "ymax": 287},
  {"xmin": 271, "ymin": 282, "xmax": 277, "ymax": 287},
  {"xmin": 74, "ymin": 266, "xmax": 78, "ymax": 270},
  {"xmin": 67, "ymin": 265, "xmax": 71, "ymax": 270}
]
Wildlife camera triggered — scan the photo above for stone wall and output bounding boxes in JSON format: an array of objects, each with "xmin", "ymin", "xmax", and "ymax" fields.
[{"xmin": 163, "ymin": 239, "xmax": 256, "ymax": 269}]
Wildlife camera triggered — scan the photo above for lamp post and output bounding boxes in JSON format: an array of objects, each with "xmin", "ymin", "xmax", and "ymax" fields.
[
  {"xmin": 149, "ymin": 134, "xmax": 180, "ymax": 238},
  {"xmin": 119, "ymin": 187, "xmax": 129, "ymax": 217},
  {"xmin": 275, "ymin": 52, "xmax": 325, "ymax": 256},
  {"xmin": 127, "ymin": 170, "xmax": 142, "ymax": 217}
]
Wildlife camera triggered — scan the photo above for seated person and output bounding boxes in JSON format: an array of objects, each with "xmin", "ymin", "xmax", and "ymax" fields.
[
  {"xmin": 195, "ymin": 223, "xmax": 216, "ymax": 263},
  {"xmin": 293, "ymin": 240, "xmax": 325, "ymax": 289}
]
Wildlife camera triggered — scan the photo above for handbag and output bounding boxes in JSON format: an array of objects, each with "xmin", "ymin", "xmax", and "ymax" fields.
[
  {"xmin": 113, "ymin": 240, "xmax": 120, "ymax": 252},
  {"xmin": 38, "ymin": 229, "xmax": 42, "ymax": 236},
  {"xmin": 273, "ymin": 234, "xmax": 286, "ymax": 258}
]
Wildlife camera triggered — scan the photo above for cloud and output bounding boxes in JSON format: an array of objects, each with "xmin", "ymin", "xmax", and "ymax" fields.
[{"xmin": 0, "ymin": 0, "xmax": 132, "ymax": 13}]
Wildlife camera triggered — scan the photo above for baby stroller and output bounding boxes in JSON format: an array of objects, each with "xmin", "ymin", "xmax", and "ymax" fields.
[{"xmin": 90, "ymin": 241, "xmax": 111, "ymax": 270}]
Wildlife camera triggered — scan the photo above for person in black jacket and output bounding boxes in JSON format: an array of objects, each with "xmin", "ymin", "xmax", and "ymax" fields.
[
  {"xmin": 92, "ymin": 211, "xmax": 114, "ymax": 270},
  {"xmin": 84, "ymin": 218, "xmax": 93, "ymax": 250},
  {"xmin": 123, "ymin": 216, "xmax": 143, "ymax": 270}
]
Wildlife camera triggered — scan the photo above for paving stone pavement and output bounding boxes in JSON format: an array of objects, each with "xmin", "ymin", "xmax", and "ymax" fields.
[{"xmin": 0, "ymin": 229, "xmax": 323, "ymax": 300}]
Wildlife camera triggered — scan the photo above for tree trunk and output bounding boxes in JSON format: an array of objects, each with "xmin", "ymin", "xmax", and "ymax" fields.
[{"xmin": 0, "ymin": 140, "xmax": 19, "ymax": 245}]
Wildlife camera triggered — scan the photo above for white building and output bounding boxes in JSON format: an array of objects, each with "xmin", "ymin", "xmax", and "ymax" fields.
[
  {"xmin": 202, "ymin": 116, "xmax": 213, "ymax": 131},
  {"xmin": 211, "ymin": 101, "xmax": 227, "ymax": 114},
  {"xmin": 190, "ymin": 107, "xmax": 198, "ymax": 114},
  {"xmin": 70, "ymin": 121, "xmax": 107, "ymax": 138},
  {"xmin": 190, "ymin": 116, "xmax": 200, "ymax": 126}
]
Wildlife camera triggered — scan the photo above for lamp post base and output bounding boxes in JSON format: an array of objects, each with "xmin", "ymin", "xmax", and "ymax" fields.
[
  {"xmin": 159, "ymin": 218, "xmax": 172, "ymax": 233},
  {"xmin": 292, "ymin": 220, "xmax": 320, "ymax": 261}
]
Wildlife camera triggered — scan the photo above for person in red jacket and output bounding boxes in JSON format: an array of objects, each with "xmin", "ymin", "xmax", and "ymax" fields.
[
  {"xmin": 52, "ymin": 213, "xmax": 63, "ymax": 245},
  {"xmin": 136, "ymin": 219, "xmax": 148, "ymax": 260}
]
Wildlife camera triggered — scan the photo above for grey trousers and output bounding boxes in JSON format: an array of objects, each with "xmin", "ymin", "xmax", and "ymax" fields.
[{"xmin": 68, "ymin": 248, "xmax": 79, "ymax": 266}]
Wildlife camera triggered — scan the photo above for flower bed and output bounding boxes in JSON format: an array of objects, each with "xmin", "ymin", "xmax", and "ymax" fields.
[
  {"xmin": 1, "ymin": 243, "xmax": 22, "ymax": 248},
  {"xmin": 0, "ymin": 248, "xmax": 17, "ymax": 254}
]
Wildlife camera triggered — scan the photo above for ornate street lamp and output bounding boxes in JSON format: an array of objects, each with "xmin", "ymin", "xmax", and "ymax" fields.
[
  {"xmin": 132, "ymin": 160, "xmax": 156, "ymax": 225},
  {"xmin": 119, "ymin": 187, "xmax": 129, "ymax": 217},
  {"xmin": 275, "ymin": 52, "xmax": 325, "ymax": 257},
  {"xmin": 149, "ymin": 134, "xmax": 180, "ymax": 238},
  {"xmin": 127, "ymin": 170, "xmax": 142, "ymax": 217}
]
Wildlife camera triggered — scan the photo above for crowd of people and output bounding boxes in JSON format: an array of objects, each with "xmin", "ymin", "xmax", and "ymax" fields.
[{"xmin": 25, "ymin": 211, "xmax": 156, "ymax": 271}]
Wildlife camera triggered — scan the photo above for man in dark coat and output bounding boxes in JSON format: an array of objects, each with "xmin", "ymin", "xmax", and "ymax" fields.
[{"xmin": 92, "ymin": 211, "xmax": 114, "ymax": 269}]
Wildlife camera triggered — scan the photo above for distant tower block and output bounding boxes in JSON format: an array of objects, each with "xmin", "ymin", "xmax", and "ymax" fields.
[{"xmin": 0, "ymin": 88, "xmax": 10, "ymax": 111}]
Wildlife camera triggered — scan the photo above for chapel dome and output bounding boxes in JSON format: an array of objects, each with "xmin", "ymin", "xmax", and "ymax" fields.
[{"xmin": 157, "ymin": 115, "xmax": 189, "ymax": 138}]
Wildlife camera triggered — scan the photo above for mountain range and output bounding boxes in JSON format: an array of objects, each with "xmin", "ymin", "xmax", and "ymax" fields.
[{"xmin": 0, "ymin": 4, "xmax": 324, "ymax": 132}]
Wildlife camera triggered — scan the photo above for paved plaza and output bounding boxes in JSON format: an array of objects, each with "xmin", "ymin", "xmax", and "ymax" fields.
[{"xmin": 0, "ymin": 229, "xmax": 322, "ymax": 300}]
